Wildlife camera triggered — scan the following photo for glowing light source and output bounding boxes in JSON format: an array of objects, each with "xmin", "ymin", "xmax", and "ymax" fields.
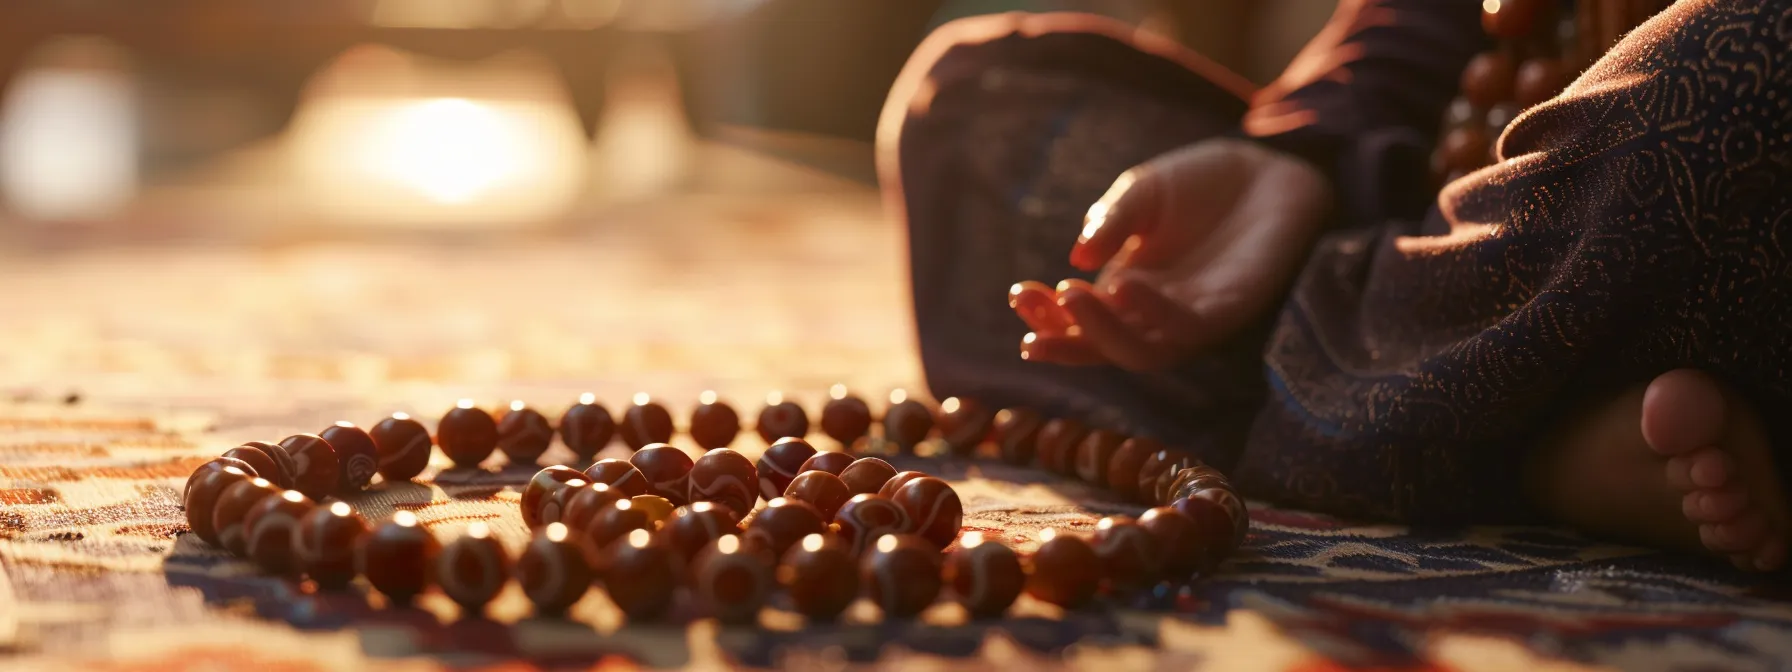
[
  {"xmin": 829, "ymin": 384, "xmax": 848, "ymax": 400},
  {"xmin": 0, "ymin": 38, "xmax": 138, "ymax": 222},
  {"xmin": 633, "ymin": 392, "xmax": 651, "ymax": 406},
  {"xmin": 889, "ymin": 389, "xmax": 908, "ymax": 405},
  {"xmin": 468, "ymin": 522, "xmax": 491, "ymax": 539},
  {"xmin": 1483, "ymin": 0, "xmax": 1501, "ymax": 13},
  {"xmin": 700, "ymin": 390, "xmax": 718, "ymax": 405},
  {"xmin": 394, "ymin": 510, "xmax": 419, "ymax": 527},
  {"xmin": 330, "ymin": 502, "xmax": 353, "ymax": 516}
]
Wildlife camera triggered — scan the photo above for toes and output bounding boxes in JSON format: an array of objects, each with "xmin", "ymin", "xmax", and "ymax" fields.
[
  {"xmin": 1641, "ymin": 369, "xmax": 1727, "ymax": 456},
  {"xmin": 1687, "ymin": 449, "xmax": 1735, "ymax": 489},
  {"xmin": 1753, "ymin": 538, "xmax": 1788, "ymax": 572},
  {"xmin": 1707, "ymin": 512, "xmax": 1770, "ymax": 553},
  {"xmin": 1666, "ymin": 455, "xmax": 1699, "ymax": 491},
  {"xmin": 1682, "ymin": 489, "xmax": 1750, "ymax": 523}
]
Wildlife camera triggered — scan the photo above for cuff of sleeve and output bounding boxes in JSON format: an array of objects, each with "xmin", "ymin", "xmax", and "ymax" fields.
[{"xmin": 1233, "ymin": 126, "xmax": 1433, "ymax": 228}]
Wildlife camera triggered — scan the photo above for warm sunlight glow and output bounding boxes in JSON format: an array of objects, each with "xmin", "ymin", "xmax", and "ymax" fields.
[
  {"xmin": 579, "ymin": 392, "xmax": 597, "ymax": 405},
  {"xmin": 633, "ymin": 392, "xmax": 651, "ymax": 406},
  {"xmin": 627, "ymin": 528, "xmax": 651, "ymax": 548},
  {"xmin": 280, "ymin": 490, "xmax": 305, "ymax": 504},
  {"xmin": 457, "ymin": 398, "xmax": 476, "ymax": 409},
  {"xmin": 829, "ymin": 384, "xmax": 848, "ymax": 401},
  {"xmin": 330, "ymin": 502, "xmax": 352, "ymax": 516},
  {"xmin": 889, "ymin": 389, "xmax": 908, "ymax": 405},
  {"xmin": 801, "ymin": 534, "xmax": 825, "ymax": 553},
  {"xmin": 875, "ymin": 535, "xmax": 898, "ymax": 554},
  {"xmin": 766, "ymin": 391, "xmax": 784, "ymax": 406},
  {"xmin": 510, "ymin": 399, "xmax": 526, "ymax": 412},
  {"xmin": 394, "ymin": 510, "xmax": 419, "ymax": 527},
  {"xmin": 941, "ymin": 397, "xmax": 961, "ymax": 414},
  {"xmin": 960, "ymin": 531, "xmax": 985, "ymax": 548},
  {"xmin": 545, "ymin": 522, "xmax": 569, "ymax": 542},
  {"xmin": 392, "ymin": 412, "xmax": 411, "ymax": 421},
  {"xmin": 467, "ymin": 521, "xmax": 490, "ymax": 539},
  {"xmin": 1483, "ymin": 0, "xmax": 1500, "ymax": 13},
  {"xmin": 717, "ymin": 534, "xmax": 740, "ymax": 554},
  {"xmin": 700, "ymin": 390, "xmax": 718, "ymax": 405},
  {"xmin": 1039, "ymin": 528, "xmax": 1058, "ymax": 542}
]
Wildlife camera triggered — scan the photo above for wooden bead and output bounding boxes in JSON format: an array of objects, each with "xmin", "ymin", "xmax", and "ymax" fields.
[
  {"xmin": 211, "ymin": 477, "xmax": 281, "ymax": 556},
  {"xmin": 1073, "ymin": 430, "xmax": 1124, "ymax": 484},
  {"xmin": 744, "ymin": 497, "xmax": 826, "ymax": 559},
  {"xmin": 875, "ymin": 470, "xmax": 928, "ymax": 499},
  {"xmin": 1145, "ymin": 453, "xmax": 1198, "ymax": 506},
  {"xmin": 184, "ymin": 463, "xmax": 253, "ymax": 546},
  {"xmin": 629, "ymin": 495, "xmax": 676, "ymax": 528},
  {"xmin": 559, "ymin": 482, "xmax": 625, "ymax": 532},
  {"xmin": 516, "ymin": 522, "xmax": 595, "ymax": 615},
  {"xmin": 629, "ymin": 443, "xmax": 695, "ymax": 505},
  {"xmin": 1035, "ymin": 418, "xmax": 1088, "ymax": 475},
  {"xmin": 992, "ymin": 408, "xmax": 1044, "ymax": 465},
  {"xmin": 692, "ymin": 534, "xmax": 770, "ymax": 625},
  {"xmin": 183, "ymin": 456, "xmax": 255, "ymax": 511},
  {"xmin": 223, "ymin": 441, "xmax": 293, "ymax": 490},
  {"xmin": 937, "ymin": 397, "xmax": 994, "ymax": 457},
  {"xmin": 839, "ymin": 457, "xmax": 898, "ymax": 496},
  {"xmin": 663, "ymin": 501, "xmax": 742, "ymax": 564},
  {"xmin": 1138, "ymin": 506, "xmax": 1207, "ymax": 578},
  {"xmin": 690, "ymin": 392, "xmax": 740, "ymax": 450},
  {"xmin": 883, "ymin": 395, "xmax": 935, "ymax": 453},
  {"xmin": 370, "ymin": 413, "xmax": 432, "ymax": 483},
  {"xmin": 1460, "ymin": 51, "xmax": 1517, "ymax": 108},
  {"xmin": 620, "ymin": 394, "xmax": 675, "ymax": 449},
  {"xmin": 522, "ymin": 466, "xmax": 587, "ymax": 528},
  {"xmin": 496, "ymin": 401, "xmax": 555, "ymax": 466},
  {"xmin": 889, "ymin": 476, "xmax": 963, "ymax": 549},
  {"xmin": 778, "ymin": 534, "xmax": 859, "ymax": 622},
  {"xmin": 1482, "ymin": 0, "xmax": 1543, "ymax": 38},
  {"xmin": 756, "ymin": 437, "xmax": 817, "ymax": 501},
  {"xmin": 943, "ymin": 532, "xmax": 1024, "ymax": 618},
  {"xmin": 1169, "ymin": 495, "xmax": 1237, "ymax": 574},
  {"xmin": 819, "ymin": 387, "xmax": 872, "ymax": 445},
  {"xmin": 783, "ymin": 471, "xmax": 851, "ymax": 520},
  {"xmin": 540, "ymin": 479, "xmax": 590, "ymax": 527},
  {"xmin": 602, "ymin": 528, "xmax": 679, "ymax": 621},
  {"xmin": 586, "ymin": 499, "xmax": 656, "ymax": 551},
  {"xmin": 277, "ymin": 434, "xmax": 339, "ymax": 503},
  {"xmin": 294, "ymin": 501, "xmax": 368, "ymax": 589},
  {"xmin": 1192, "ymin": 486, "xmax": 1250, "ymax": 550},
  {"xmin": 1105, "ymin": 437, "xmax": 1161, "ymax": 500},
  {"xmin": 582, "ymin": 458, "xmax": 648, "ymax": 498},
  {"xmin": 1439, "ymin": 125, "xmax": 1492, "ymax": 173},
  {"xmin": 689, "ymin": 448, "xmax": 758, "ymax": 517},
  {"xmin": 320, "ymin": 422, "xmax": 379, "ymax": 492},
  {"xmin": 245, "ymin": 489, "xmax": 317, "ymax": 575},
  {"xmin": 438, "ymin": 401, "xmax": 498, "ymax": 468},
  {"xmin": 755, "ymin": 394, "xmax": 810, "ymax": 444},
  {"xmin": 358, "ymin": 510, "xmax": 440, "ymax": 605},
  {"xmin": 1091, "ymin": 516, "xmax": 1160, "ymax": 595},
  {"xmin": 861, "ymin": 534, "xmax": 941, "ymax": 618},
  {"xmin": 437, "ymin": 522, "xmax": 509, "ymax": 614},
  {"xmin": 833, "ymin": 494, "xmax": 910, "ymax": 555},
  {"xmin": 1514, "ymin": 57, "xmax": 1567, "ymax": 108},
  {"xmin": 797, "ymin": 451, "xmax": 854, "ymax": 476},
  {"xmin": 1026, "ymin": 529, "xmax": 1099, "ymax": 608},
  {"xmin": 558, "ymin": 394, "xmax": 615, "ymax": 461}
]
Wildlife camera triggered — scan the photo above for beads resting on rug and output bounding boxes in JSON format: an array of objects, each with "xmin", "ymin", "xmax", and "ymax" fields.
[
  {"xmin": 779, "ymin": 533, "xmax": 858, "ymax": 622},
  {"xmin": 369, "ymin": 413, "xmax": 432, "ymax": 482},
  {"xmin": 1092, "ymin": 515, "xmax": 1160, "ymax": 596},
  {"xmin": 438, "ymin": 401, "xmax": 499, "ymax": 468},
  {"xmin": 833, "ymin": 494, "xmax": 909, "ymax": 556},
  {"xmin": 743, "ymin": 497, "xmax": 826, "ymax": 559},
  {"xmin": 437, "ymin": 521, "xmax": 509, "ymax": 614},
  {"xmin": 755, "ymin": 394, "xmax": 810, "ymax": 444},
  {"xmin": 319, "ymin": 422, "xmax": 379, "ymax": 492},
  {"xmin": 559, "ymin": 482, "xmax": 625, "ymax": 532},
  {"xmin": 295, "ymin": 502, "xmax": 368, "ymax": 589},
  {"xmin": 783, "ymin": 470, "xmax": 851, "ymax": 521},
  {"xmin": 183, "ymin": 456, "xmax": 256, "ymax": 509},
  {"xmin": 992, "ymin": 408, "xmax": 1043, "ymax": 466},
  {"xmin": 692, "ymin": 534, "xmax": 771, "ymax": 625},
  {"xmin": 358, "ymin": 510, "xmax": 440, "ymax": 605},
  {"xmin": 517, "ymin": 522, "xmax": 595, "ymax": 615},
  {"xmin": 937, "ymin": 397, "xmax": 994, "ymax": 457},
  {"xmin": 889, "ymin": 476, "xmax": 962, "ymax": 550},
  {"xmin": 277, "ymin": 434, "xmax": 338, "ymax": 502},
  {"xmin": 689, "ymin": 448, "xmax": 758, "ymax": 517},
  {"xmin": 557, "ymin": 394, "xmax": 615, "ymax": 461},
  {"xmin": 495, "ymin": 401, "xmax": 554, "ymax": 467},
  {"xmin": 244, "ymin": 489, "xmax": 316, "ymax": 575},
  {"xmin": 1074, "ymin": 429, "xmax": 1124, "ymax": 485},
  {"xmin": 582, "ymin": 458, "xmax": 648, "ymax": 498},
  {"xmin": 184, "ymin": 463, "xmax": 253, "ymax": 546},
  {"xmin": 819, "ymin": 387, "xmax": 872, "ymax": 446},
  {"xmin": 875, "ymin": 470, "xmax": 927, "ymax": 499},
  {"xmin": 837, "ymin": 457, "xmax": 896, "ymax": 496},
  {"xmin": 756, "ymin": 437, "xmax": 817, "ymax": 501},
  {"xmin": 602, "ymin": 528, "xmax": 679, "ymax": 621},
  {"xmin": 211, "ymin": 477, "xmax": 281, "ymax": 556},
  {"xmin": 944, "ymin": 531, "xmax": 1024, "ymax": 619},
  {"xmin": 1026, "ymin": 529, "xmax": 1099, "ymax": 609},
  {"xmin": 586, "ymin": 499, "xmax": 655, "ymax": 551},
  {"xmin": 629, "ymin": 444, "xmax": 694, "ymax": 506},
  {"xmin": 882, "ymin": 393, "xmax": 935, "ymax": 453},
  {"xmin": 663, "ymin": 501, "xmax": 741, "ymax": 565},
  {"xmin": 1035, "ymin": 418, "xmax": 1087, "ymax": 476},
  {"xmin": 689, "ymin": 392, "xmax": 740, "ymax": 450},
  {"xmin": 861, "ymin": 533, "xmax": 942, "ymax": 619},
  {"xmin": 620, "ymin": 394, "xmax": 675, "ymax": 449},
  {"xmin": 1105, "ymin": 437, "xmax": 1160, "ymax": 501},
  {"xmin": 796, "ymin": 451, "xmax": 854, "ymax": 477},
  {"xmin": 521, "ymin": 465, "xmax": 586, "ymax": 528}
]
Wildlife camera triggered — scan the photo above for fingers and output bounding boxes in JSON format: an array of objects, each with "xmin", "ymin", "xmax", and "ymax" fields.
[
  {"xmin": 1055, "ymin": 280, "xmax": 1177, "ymax": 371},
  {"xmin": 1008, "ymin": 281, "xmax": 1074, "ymax": 336},
  {"xmin": 1070, "ymin": 170, "xmax": 1157, "ymax": 272},
  {"xmin": 1019, "ymin": 332, "xmax": 1105, "ymax": 365}
]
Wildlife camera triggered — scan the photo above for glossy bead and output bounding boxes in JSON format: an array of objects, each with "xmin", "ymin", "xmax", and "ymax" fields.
[
  {"xmin": 211, "ymin": 477, "xmax": 281, "ymax": 556},
  {"xmin": 663, "ymin": 501, "xmax": 742, "ymax": 563},
  {"xmin": 1166, "ymin": 464, "xmax": 1233, "ymax": 502},
  {"xmin": 277, "ymin": 434, "xmax": 339, "ymax": 503},
  {"xmin": 756, "ymin": 437, "xmax": 817, "ymax": 501},
  {"xmin": 819, "ymin": 386, "xmax": 873, "ymax": 445},
  {"xmin": 1073, "ymin": 430, "xmax": 1124, "ymax": 484},
  {"xmin": 582, "ymin": 458, "xmax": 648, "ymax": 498},
  {"xmin": 184, "ymin": 464, "xmax": 253, "ymax": 546},
  {"xmin": 1138, "ymin": 506, "xmax": 1207, "ymax": 578},
  {"xmin": 862, "ymin": 534, "xmax": 941, "ymax": 618},
  {"xmin": 833, "ymin": 494, "xmax": 910, "ymax": 556},
  {"xmin": 370, "ymin": 413, "xmax": 433, "ymax": 482},
  {"xmin": 1192, "ymin": 486, "xmax": 1250, "ymax": 550},
  {"xmin": 1149, "ymin": 454, "xmax": 1200, "ymax": 506},
  {"xmin": 1514, "ymin": 57, "xmax": 1566, "ymax": 108},
  {"xmin": 438, "ymin": 522, "xmax": 509, "ymax": 614},
  {"xmin": 1460, "ymin": 51, "xmax": 1516, "ymax": 108},
  {"xmin": 603, "ymin": 528, "xmax": 679, "ymax": 621},
  {"xmin": 587, "ymin": 499, "xmax": 656, "ymax": 551},
  {"xmin": 629, "ymin": 444, "xmax": 695, "ymax": 505},
  {"xmin": 690, "ymin": 392, "xmax": 741, "ymax": 450},
  {"xmin": 992, "ymin": 408, "xmax": 1044, "ymax": 465},
  {"xmin": 944, "ymin": 532, "xmax": 1024, "ymax": 618},
  {"xmin": 1091, "ymin": 516, "xmax": 1160, "ymax": 595},
  {"xmin": 883, "ymin": 395, "xmax": 935, "ymax": 453},
  {"xmin": 1482, "ymin": 0, "xmax": 1543, "ymax": 38},
  {"xmin": 778, "ymin": 534, "xmax": 859, "ymax": 621},
  {"xmin": 358, "ymin": 510, "xmax": 440, "ymax": 605},
  {"xmin": 689, "ymin": 448, "xmax": 758, "ymax": 517},
  {"xmin": 540, "ymin": 478, "xmax": 590, "ymax": 528},
  {"xmin": 889, "ymin": 476, "xmax": 963, "ymax": 549},
  {"xmin": 439, "ymin": 401, "xmax": 498, "ymax": 468},
  {"xmin": 1169, "ymin": 495, "xmax": 1238, "ymax": 574},
  {"xmin": 294, "ymin": 501, "xmax": 368, "ymax": 589},
  {"xmin": 320, "ymin": 422, "xmax": 379, "ymax": 492},
  {"xmin": 744, "ymin": 497, "xmax": 826, "ymax": 558},
  {"xmin": 214, "ymin": 448, "xmax": 274, "ymax": 490},
  {"xmin": 755, "ymin": 394, "xmax": 810, "ymax": 444},
  {"xmin": 1026, "ymin": 529, "xmax": 1099, "ymax": 608},
  {"xmin": 521, "ymin": 465, "xmax": 587, "ymax": 528},
  {"xmin": 620, "ymin": 394, "xmax": 675, "ymax": 450},
  {"xmin": 1035, "ymin": 418, "xmax": 1087, "ymax": 475},
  {"xmin": 692, "ymin": 534, "xmax": 771, "ymax": 624},
  {"xmin": 783, "ymin": 470, "xmax": 851, "ymax": 520},
  {"xmin": 875, "ymin": 470, "xmax": 929, "ymax": 499},
  {"xmin": 838, "ymin": 457, "xmax": 897, "ymax": 496},
  {"xmin": 1439, "ymin": 125, "xmax": 1491, "ymax": 173},
  {"xmin": 244, "ymin": 489, "xmax": 317, "ymax": 575},
  {"xmin": 629, "ymin": 494, "xmax": 676, "ymax": 528},
  {"xmin": 223, "ymin": 441, "xmax": 293, "ymax": 489},
  {"xmin": 516, "ymin": 522, "xmax": 596, "ymax": 615},
  {"xmin": 183, "ymin": 456, "xmax": 256, "ymax": 510},
  {"xmin": 560, "ymin": 482, "xmax": 625, "ymax": 532},
  {"xmin": 937, "ymin": 397, "xmax": 994, "ymax": 457},
  {"xmin": 798, "ymin": 451, "xmax": 854, "ymax": 476},
  {"xmin": 1136, "ymin": 449, "xmax": 1193, "ymax": 505},
  {"xmin": 1105, "ymin": 437, "xmax": 1161, "ymax": 500},
  {"xmin": 558, "ymin": 394, "xmax": 615, "ymax": 461},
  {"xmin": 496, "ymin": 401, "xmax": 555, "ymax": 466}
]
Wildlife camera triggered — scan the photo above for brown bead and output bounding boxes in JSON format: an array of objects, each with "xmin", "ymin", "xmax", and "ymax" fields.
[
  {"xmin": 629, "ymin": 494, "xmax": 676, "ymax": 528},
  {"xmin": 620, "ymin": 394, "xmax": 675, "ymax": 450},
  {"xmin": 692, "ymin": 534, "xmax": 771, "ymax": 625},
  {"xmin": 839, "ymin": 457, "xmax": 898, "ymax": 496},
  {"xmin": 743, "ymin": 497, "xmax": 826, "ymax": 558},
  {"xmin": 629, "ymin": 444, "xmax": 695, "ymax": 505},
  {"xmin": 689, "ymin": 448, "xmax": 758, "ymax": 517},
  {"xmin": 1482, "ymin": 0, "xmax": 1543, "ymax": 38},
  {"xmin": 1192, "ymin": 486, "xmax": 1250, "ymax": 550},
  {"xmin": 558, "ymin": 394, "xmax": 615, "ymax": 461},
  {"xmin": 1169, "ymin": 495, "xmax": 1238, "ymax": 574},
  {"xmin": 602, "ymin": 528, "xmax": 679, "ymax": 621},
  {"xmin": 521, "ymin": 465, "xmax": 587, "ymax": 528},
  {"xmin": 992, "ymin": 408, "xmax": 1044, "ymax": 465},
  {"xmin": 663, "ymin": 501, "xmax": 742, "ymax": 563},
  {"xmin": 185, "ymin": 464, "xmax": 253, "ymax": 546},
  {"xmin": 277, "ymin": 434, "xmax": 339, "ymax": 502},
  {"xmin": 244, "ymin": 489, "xmax": 317, "ymax": 575},
  {"xmin": 1138, "ymin": 506, "xmax": 1208, "ymax": 579},
  {"xmin": 778, "ymin": 534, "xmax": 859, "ymax": 622},
  {"xmin": 1073, "ymin": 430, "xmax": 1125, "ymax": 484},
  {"xmin": 437, "ymin": 522, "xmax": 509, "ymax": 614},
  {"xmin": 320, "ymin": 422, "xmax": 379, "ymax": 492},
  {"xmin": 216, "ymin": 447, "xmax": 274, "ymax": 489},
  {"xmin": 1091, "ymin": 516, "xmax": 1161, "ymax": 595},
  {"xmin": 559, "ymin": 482, "xmax": 625, "ymax": 532},
  {"xmin": 756, "ymin": 437, "xmax": 817, "ymax": 501},
  {"xmin": 1514, "ymin": 57, "xmax": 1567, "ymax": 108},
  {"xmin": 1460, "ymin": 51, "xmax": 1517, "ymax": 108},
  {"xmin": 539, "ymin": 478, "xmax": 590, "ymax": 528},
  {"xmin": 798, "ymin": 451, "xmax": 854, "ymax": 476},
  {"xmin": 1105, "ymin": 437, "xmax": 1161, "ymax": 500},
  {"xmin": 755, "ymin": 395, "xmax": 810, "ymax": 444},
  {"xmin": 875, "ymin": 470, "xmax": 929, "ymax": 499},
  {"xmin": 183, "ymin": 456, "xmax": 256, "ymax": 510},
  {"xmin": 944, "ymin": 532, "xmax": 1024, "ymax": 618},
  {"xmin": 1026, "ymin": 529, "xmax": 1099, "ymax": 608},
  {"xmin": 861, "ymin": 534, "xmax": 942, "ymax": 618},
  {"xmin": 1439, "ymin": 125, "xmax": 1491, "ymax": 173},
  {"xmin": 1166, "ymin": 464, "xmax": 1233, "ymax": 503},
  {"xmin": 890, "ymin": 476, "xmax": 963, "ymax": 549},
  {"xmin": 1035, "ymin": 418, "xmax": 1088, "ymax": 475},
  {"xmin": 586, "ymin": 499, "xmax": 656, "ymax": 551},
  {"xmin": 819, "ymin": 388, "xmax": 872, "ymax": 446},
  {"xmin": 223, "ymin": 441, "xmax": 293, "ymax": 490},
  {"xmin": 496, "ymin": 402, "xmax": 555, "ymax": 467},
  {"xmin": 582, "ymin": 458, "xmax": 648, "ymax": 498},
  {"xmin": 783, "ymin": 471, "xmax": 852, "ymax": 520},
  {"xmin": 883, "ymin": 395, "xmax": 935, "ymax": 453},
  {"xmin": 1137, "ymin": 449, "xmax": 1193, "ymax": 505},
  {"xmin": 370, "ymin": 413, "xmax": 432, "ymax": 483},
  {"xmin": 516, "ymin": 522, "xmax": 596, "ymax": 615},
  {"xmin": 439, "ymin": 402, "xmax": 498, "ymax": 468},
  {"xmin": 937, "ymin": 397, "xmax": 994, "ymax": 457},
  {"xmin": 357, "ymin": 510, "xmax": 441, "ymax": 605},
  {"xmin": 294, "ymin": 501, "xmax": 368, "ymax": 589},
  {"xmin": 211, "ymin": 477, "xmax": 281, "ymax": 556},
  {"xmin": 690, "ymin": 392, "xmax": 741, "ymax": 450},
  {"xmin": 833, "ymin": 494, "xmax": 910, "ymax": 556}
]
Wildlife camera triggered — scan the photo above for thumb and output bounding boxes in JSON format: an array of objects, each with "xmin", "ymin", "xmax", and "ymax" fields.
[{"xmin": 1069, "ymin": 168, "xmax": 1163, "ymax": 272}]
